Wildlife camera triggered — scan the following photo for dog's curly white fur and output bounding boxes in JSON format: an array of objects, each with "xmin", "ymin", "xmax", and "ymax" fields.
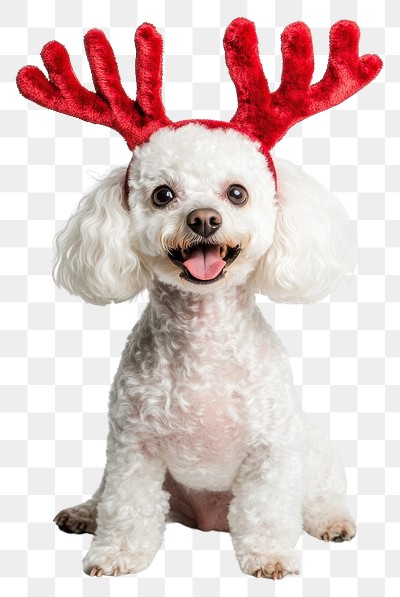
[{"xmin": 53, "ymin": 124, "xmax": 357, "ymax": 579}]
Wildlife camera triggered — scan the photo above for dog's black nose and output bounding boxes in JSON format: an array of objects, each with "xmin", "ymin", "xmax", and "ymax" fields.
[{"xmin": 187, "ymin": 208, "xmax": 222, "ymax": 238}]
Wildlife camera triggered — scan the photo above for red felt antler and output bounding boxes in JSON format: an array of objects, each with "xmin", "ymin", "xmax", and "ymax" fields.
[
  {"xmin": 224, "ymin": 19, "xmax": 382, "ymax": 151},
  {"xmin": 17, "ymin": 19, "xmax": 382, "ymax": 157},
  {"xmin": 16, "ymin": 23, "xmax": 171, "ymax": 150}
]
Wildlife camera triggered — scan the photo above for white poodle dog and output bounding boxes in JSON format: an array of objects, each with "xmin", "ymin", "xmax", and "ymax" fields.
[{"xmin": 53, "ymin": 123, "xmax": 358, "ymax": 579}]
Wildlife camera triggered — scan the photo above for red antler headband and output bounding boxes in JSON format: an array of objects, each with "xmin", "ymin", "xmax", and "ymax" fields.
[{"xmin": 17, "ymin": 18, "xmax": 382, "ymax": 182}]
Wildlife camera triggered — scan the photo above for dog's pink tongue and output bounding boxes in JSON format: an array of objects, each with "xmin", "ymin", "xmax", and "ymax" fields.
[{"xmin": 183, "ymin": 245, "xmax": 225, "ymax": 280}]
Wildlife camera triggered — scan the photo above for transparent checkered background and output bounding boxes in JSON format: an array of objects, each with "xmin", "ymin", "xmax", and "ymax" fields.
[{"xmin": 0, "ymin": 0, "xmax": 397, "ymax": 595}]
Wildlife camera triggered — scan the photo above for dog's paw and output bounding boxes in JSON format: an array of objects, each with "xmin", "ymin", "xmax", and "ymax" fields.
[
  {"xmin": 239, "ymin": 548, "xmax": 300, "ymax": 580},
  {"xmin": 320, "ymin": 518, "xmax": 357, "ymax": 543},
  {"xmin": 83, "ymin": 543, "xmax": 154, "ymax": 577},
  {"xmin": 54, "ymin": 504, "xmax": 97, "ymax": 535}
]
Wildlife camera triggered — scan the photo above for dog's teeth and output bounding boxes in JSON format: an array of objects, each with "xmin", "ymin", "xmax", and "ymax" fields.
[
  {"xmin": 220, "ymin": 245, "xmax": 227, "ymax": 259},
  {"xmin": 181, "ymin": 249, "xmax": 188, "ymax": 259}
]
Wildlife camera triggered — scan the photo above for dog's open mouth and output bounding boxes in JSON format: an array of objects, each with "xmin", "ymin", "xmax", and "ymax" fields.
[{"xmin": 167, "ymin": 243, "xmax": 241, "ymax": 284}]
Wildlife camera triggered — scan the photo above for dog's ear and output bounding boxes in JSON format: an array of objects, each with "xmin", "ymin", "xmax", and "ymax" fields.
[
  {"xmin": 53, "ymin": 167, "xmax": 149, "ymax": 305},
  {"xmin": 254, "ymin": 158, "xmax": 357, "ymax": 303}
]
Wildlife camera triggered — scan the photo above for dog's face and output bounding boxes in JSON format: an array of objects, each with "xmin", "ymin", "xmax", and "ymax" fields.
[
  {"xmin": 54, "ymin": 124, "xmax": 357, "ymax": 305},
  {"xmin": 126, "ymin": 124, "xmax": 276, "ymax": 293}
]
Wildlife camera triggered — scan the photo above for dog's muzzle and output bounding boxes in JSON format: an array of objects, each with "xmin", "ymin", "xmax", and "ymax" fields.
[{"xmin": 167, "ymin": 208, "xmax": 240, "ymax": 284}]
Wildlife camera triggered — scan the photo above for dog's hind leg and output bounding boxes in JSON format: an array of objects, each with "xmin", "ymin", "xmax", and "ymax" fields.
[
  {"xmin": 54, "ymin": 472, "xmax": 106, "ymax": 535},
  {"xmin": 302, "ymin": 419, "xmax": 356, "ymax": 543}
]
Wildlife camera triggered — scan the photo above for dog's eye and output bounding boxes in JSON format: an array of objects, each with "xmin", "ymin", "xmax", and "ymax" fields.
[
  {"xmin": 226, "ymin": 184, "xmax": 248, "ymax": 205},
  {"xmin": 152, "ymin": 186, "xmax": 175, "ymax": 207}
]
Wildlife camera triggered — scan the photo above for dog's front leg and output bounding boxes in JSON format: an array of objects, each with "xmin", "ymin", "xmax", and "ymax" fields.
[
  {"xmin": 83, "ymin": 445, "xmax": 169, "ymax": 577},
  {"xmin": 228, "ymin": 442, "xmax": 303, "ymax": 580}
]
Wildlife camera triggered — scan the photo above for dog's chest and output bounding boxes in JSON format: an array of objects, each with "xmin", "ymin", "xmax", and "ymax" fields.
[
  {"xmin": 160, "ymin": 378, "xmax": 249, "ymax": 491},
  {"xmin": 149, "ymin": 332, "xmax": 263, "ymax": 490},
  {"xmin": 124, "ymin": 292, "xmax": 273, "ymax": 490}
]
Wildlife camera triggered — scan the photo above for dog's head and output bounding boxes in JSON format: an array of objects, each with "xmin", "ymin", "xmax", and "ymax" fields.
[
  {"xmin": 18, "ymin": 20, "xmax": 380, "ymax": 306},
  {"xmin": 54, "ymin": 123, "xmax": 357, "ymax": 305}
]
